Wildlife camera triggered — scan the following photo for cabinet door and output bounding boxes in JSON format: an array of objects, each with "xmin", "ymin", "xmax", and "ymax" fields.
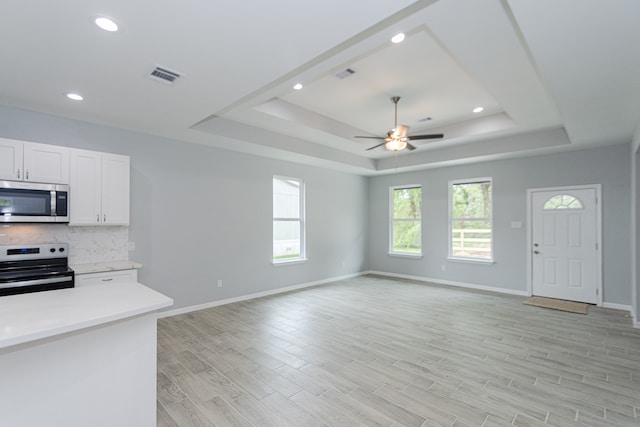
[
  {"xmin": 23, "ymin": 142, "xmax": 69, "ymax": 184},
  {"xmin": 69, "ymin": 149, "xmax": 102, "ymax": 225},
  {"xmin": 75, "ymin": 270, "xmax": 137, "ymax": 287},
  {"xmin": 101, "ymin": 154, "xmax": 130, "ymax": 225},
  {"xmin": 0, "ymin": 138, "xmax": 24, "ymax": 181}
]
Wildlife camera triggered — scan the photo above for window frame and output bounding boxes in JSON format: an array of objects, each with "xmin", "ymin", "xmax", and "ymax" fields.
[
  {"xmin": 272, "ymin": 175, "xmax": 306, "ymax": 265},
  {"xmin": 389, "ymin": 184, "xmax": 423, "ymax": 258},
  {"xmin": 448, "ymin": 177, "xmax": 494, "ymax": 263}
]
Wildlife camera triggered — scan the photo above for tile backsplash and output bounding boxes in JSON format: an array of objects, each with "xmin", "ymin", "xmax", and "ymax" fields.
[{"xmin": 0, "ymin": 224, "xmax": 129, "ymax": 265}]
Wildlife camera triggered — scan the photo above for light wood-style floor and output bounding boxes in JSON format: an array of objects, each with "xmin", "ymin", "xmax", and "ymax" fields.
[{"xmin": 156, "ymin": 275, "xmax": 640, "ymax": 427}]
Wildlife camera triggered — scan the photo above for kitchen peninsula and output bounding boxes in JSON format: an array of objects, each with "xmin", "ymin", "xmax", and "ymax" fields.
[{"xmin": 0, "ymin": 282, "xmax": 172, "ymax": 427}]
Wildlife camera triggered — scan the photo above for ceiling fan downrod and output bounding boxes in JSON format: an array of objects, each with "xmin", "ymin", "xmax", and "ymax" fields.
[{"xmin": 391, "ymin": 96, "xmax": 401, "ymax": 129}]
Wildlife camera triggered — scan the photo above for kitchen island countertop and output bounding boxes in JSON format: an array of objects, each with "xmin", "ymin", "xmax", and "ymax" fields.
[{"xmin": 0, "ymin": 281, "xmax": 172, "ymax": 349}]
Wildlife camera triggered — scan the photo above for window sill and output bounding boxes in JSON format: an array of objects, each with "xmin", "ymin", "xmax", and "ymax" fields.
[
  {"xmin": 447, "ymin": 256, "xmax": 495, "ymax": 265},
  {"xmin": 388, "ymin": 252, "xmax": 423, "ymax": 259},
  {"xmin": 272, "ymin": 258, "xmax": 308, "ymax": 267}
]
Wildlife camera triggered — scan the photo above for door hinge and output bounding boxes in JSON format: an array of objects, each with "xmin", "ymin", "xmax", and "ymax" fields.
[{"xmin": 596, "ymin": 288, "xmax": 599, "ymax": 296}]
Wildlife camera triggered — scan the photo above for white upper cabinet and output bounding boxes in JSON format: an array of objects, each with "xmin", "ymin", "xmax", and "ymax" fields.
[
  {"xmin": 70, "ymin": 149, "xmax": 130, "ymax": 226},
  {"xmin": 24, "ymin": 142, "xmax": 69, "ymax": 184},
  {"xmin": 0, "ymin": 139, "xmax": 23, "ymax": 180},
  {"xmin": 0, "ymin": 138, "xmax": 69, "ymax": 184},
  {"xmin": 69, "ymin": 149, "xmax": 102, "ymax": 225},
  {"xmin": 101, "ymin": 153, "xmax": 130, "ymax": 225}
]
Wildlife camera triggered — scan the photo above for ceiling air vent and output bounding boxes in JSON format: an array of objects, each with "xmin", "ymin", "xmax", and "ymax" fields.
[
  {"xmin": 148, "ymin": 65, "xmax": 182, "ymax": 84},
  {"xmin": 335, "ymin": 68, "xmax": 356, "ymax": 79}
]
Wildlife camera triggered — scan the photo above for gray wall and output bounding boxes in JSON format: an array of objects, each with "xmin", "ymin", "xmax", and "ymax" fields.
[
  {"xmin": 0, "ymin": 106, "xmax": 369, "ymax": 310},
  {"xmin": 632, "ymin": 129, "xmax": 640, "ymax": 323},
  {"xmin": 0, "ymin": 105, "xmax": 633, "ymax": 310},
  {"xmin": 369, "ymin": 143, "xmax": 631, "ymax": 306}
]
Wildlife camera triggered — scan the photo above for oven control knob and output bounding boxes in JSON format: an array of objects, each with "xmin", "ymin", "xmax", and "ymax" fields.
[
  {"xmin": 59, "ymin": 247, "xmax": 65, "ymax": 253},
  {"xmin": 50, "ymin": 248, "xmax": 56, "ymax": 253}
]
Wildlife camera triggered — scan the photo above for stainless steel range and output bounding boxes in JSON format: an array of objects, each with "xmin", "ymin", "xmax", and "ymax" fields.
[{"xmin": 0, "ymin": 243, "xmax": 74, "ymax": 297}]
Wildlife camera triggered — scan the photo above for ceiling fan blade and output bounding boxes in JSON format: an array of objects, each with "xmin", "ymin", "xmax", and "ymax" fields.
[
  {"xmin": 407, "ymin": 133, "xmax": 444, "ymax": 141},
  {"xmin": 406, "ymin": 142, "xmax": 416, "ymax": 151},
  {"xmin": 366, "ymin": 142, "xmax": 387, "ymax": 151},
  {"xmin": 354, "ymin": 136, "xmax": 385, "ymax": 140}
]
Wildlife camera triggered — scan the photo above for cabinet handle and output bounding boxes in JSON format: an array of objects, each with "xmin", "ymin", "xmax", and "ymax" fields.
[
  {"xmin": 104, "ymin": 214, "xmax": 106, "ymax": 222},
  {"xmin": 97, "ymin": 214, "xmax": 100, "ymax": 222},
  {"xmin": 101, "ymin": 278, "xmax": 113, "ymax": 282},
  {"xmin": 26, "ymin": 170, "xmax": 29, "ymax": 180},
  {"xmin": 17, "ymin": 169, "xmax": 20, "ymax": 179}
]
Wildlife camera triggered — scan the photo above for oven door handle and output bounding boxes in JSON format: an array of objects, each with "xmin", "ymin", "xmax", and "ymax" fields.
[{"xmin": 0, "ymin": 276, "xmax": 73, "ymax": 289}]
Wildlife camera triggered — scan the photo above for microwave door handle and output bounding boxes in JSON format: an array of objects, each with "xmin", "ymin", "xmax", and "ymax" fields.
[{"xmin": 51, "ymin": 191, "xmax": 56, "ymax": 216}]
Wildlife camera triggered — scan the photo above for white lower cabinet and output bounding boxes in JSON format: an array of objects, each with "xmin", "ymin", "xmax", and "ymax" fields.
[{"xmin": 75, "ymin": 269, "xmax": 138, "ymax": 287}]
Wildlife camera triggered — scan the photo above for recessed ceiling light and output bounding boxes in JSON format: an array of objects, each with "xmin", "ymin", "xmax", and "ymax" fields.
[
  {"xmin": 391, "ymin": 33, "xmax": 405, "ymax": 44},
  {"xmin": 293, "ymin": 83, "xmax": 303, "ymax": 90},
  {"xmin": 473, "ymin": 106, "xmax": 484, "ymax": 113},
  {"xmin": 66, "ymin": 93, "xmax": 84, "ymax": 101},
  {"xmin": 95, "ymin": 17, "xmax": 118, "ymax": 32}
]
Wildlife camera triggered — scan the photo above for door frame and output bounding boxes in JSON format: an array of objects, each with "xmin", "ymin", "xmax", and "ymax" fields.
[{"xmin": 526, "ymin": 184, "xmax": 603, "ymax": 306}]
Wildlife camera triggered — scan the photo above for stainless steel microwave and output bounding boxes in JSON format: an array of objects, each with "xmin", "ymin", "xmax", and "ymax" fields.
[{"xmin": 0, "ymin": 181, "xmax": 69, "ymax": 223}]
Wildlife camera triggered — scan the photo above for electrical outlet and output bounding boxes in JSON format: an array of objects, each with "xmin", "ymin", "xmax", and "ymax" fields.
[
  {"xmin": 441, "ymin": 264, "xmax": 446, "ymax": 272},
  {"xmin": 217, "ymin": 279, "xmax": 223, "ymax": 288}
]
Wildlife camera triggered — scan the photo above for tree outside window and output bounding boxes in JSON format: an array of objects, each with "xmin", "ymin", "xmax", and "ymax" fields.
[
  {"xmin": 450, "ymin": 179, "xmax": 492, "ymax": 260},
  {"xmin": 390, "ymin": 186, "xmax": 422, "ymax": 255}
]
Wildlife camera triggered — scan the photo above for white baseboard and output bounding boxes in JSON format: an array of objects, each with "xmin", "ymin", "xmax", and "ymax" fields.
[
  {"xmin": 369, "ymin": 272, "xmax": 635, "ymax": 314},
  {"xmin": 366, "ymin": 270, "xmax": 529, "ymax": 297},
  {"xmin": 159, "ymin": 270, "xmax": 638, "ymax": 325},
  {"xmin": 158, "ymin": 271, "xmax": 365, "ymax": 318},
  {"xmin": 602, "ymin": 302, "xmax": 632, "ymax": 311}
]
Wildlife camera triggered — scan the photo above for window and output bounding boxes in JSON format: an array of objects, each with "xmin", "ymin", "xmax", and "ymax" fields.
[
  {"xmin": 544, "ymin": 195, "xmax": 583, "ymax": 210},
  {"xmin": 449, "ymin": 178, "xmax": 492, "ymax": 261},
  {"xmin": 390, "ymin": 186, "xmax": 422, "ymax": 256},
  {"xmin": 273, "ymin": 176, "xmax": 305, "ymax": 263}
]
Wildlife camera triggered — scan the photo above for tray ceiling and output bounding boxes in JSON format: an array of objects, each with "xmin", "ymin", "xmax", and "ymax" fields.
[{"xmin": 1, "ymin": 0, "xmax": 638, "ymax": 174}]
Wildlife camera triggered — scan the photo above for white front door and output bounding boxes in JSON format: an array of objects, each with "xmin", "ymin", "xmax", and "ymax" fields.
[{"xmin": 531, "ymin": 187, "xmax": 599, "ymax": 304}]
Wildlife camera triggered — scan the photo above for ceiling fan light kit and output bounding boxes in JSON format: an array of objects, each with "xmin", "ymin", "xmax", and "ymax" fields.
[
  {"xmin": 354, "ymin": 96, "xmax": 444, "ymax": 152},
  {"xmin": 385, "ymin": 138, "xmax": 407, "ymax": 151}
]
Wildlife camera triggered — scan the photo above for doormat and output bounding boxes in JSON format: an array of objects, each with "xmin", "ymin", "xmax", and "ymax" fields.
[{"xmin": 523, "ymin": 296, "xmax": 588, "ymax": 314}]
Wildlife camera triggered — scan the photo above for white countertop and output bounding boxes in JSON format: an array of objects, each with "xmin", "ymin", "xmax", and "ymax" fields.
[
  {"xmin": 71, "ymin": 260, "xmax": 143, "ymax": 275},
  {"xmin": 0, "ymin": 282, "xmax": 173, "ymax": 349}
]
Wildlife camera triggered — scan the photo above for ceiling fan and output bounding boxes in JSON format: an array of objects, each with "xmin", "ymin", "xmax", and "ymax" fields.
[{"xmin": 354, "ymin": 96, "xmax": 444, "ymax": 151}]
